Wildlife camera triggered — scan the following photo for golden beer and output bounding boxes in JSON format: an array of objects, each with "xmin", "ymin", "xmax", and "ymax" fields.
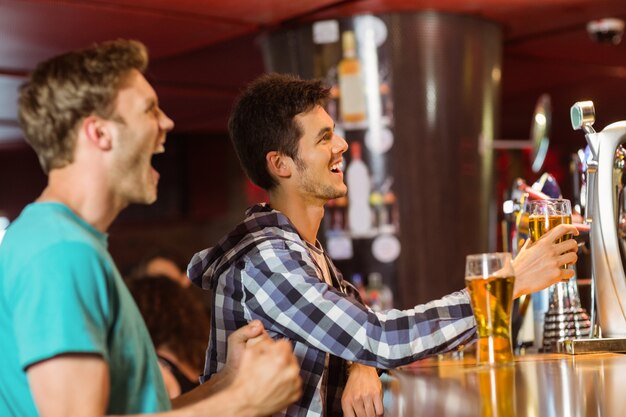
[
  {"xmin": 528, "ymin": 214, "xmax": 572, "ymax": 243},
  {"xmin": 466, "ymin": 275, "xmax": 515, "ymax": 364},
  {"xmin": 477, "ymin": 366, "xmax": 515, "ymax": 417}
]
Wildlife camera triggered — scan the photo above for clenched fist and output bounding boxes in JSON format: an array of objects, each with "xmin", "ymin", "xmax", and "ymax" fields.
[{"xmin": 231, "ymin": 337, "xmax": 302, "ymax": 416}]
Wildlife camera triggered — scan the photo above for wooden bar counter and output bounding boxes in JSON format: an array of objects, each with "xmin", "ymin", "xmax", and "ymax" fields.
[{"xmin": 389, "ymin": 352, "xmax": 626, "ymax": 417}]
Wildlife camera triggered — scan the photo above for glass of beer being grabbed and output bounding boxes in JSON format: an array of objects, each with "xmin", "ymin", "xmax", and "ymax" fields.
[
  {"xmin": 528, "ymin": 198, "xmax": 573, "ymax": 270},
  {"xmin": 465, "ymin": 252, "xmax": 516, "ymax": 366}
]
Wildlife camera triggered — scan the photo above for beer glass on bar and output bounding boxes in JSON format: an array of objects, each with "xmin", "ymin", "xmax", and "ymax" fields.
[{"xmin": 465, "ymin": 253, "xmax": 516, "ymax": 365}]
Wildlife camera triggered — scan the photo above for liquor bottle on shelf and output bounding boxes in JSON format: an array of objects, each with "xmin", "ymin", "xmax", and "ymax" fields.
[
  {"xmin": 383, "ymin": 190, "xmax": 399, "ymax": 232},
  {"xmin": 366, "ymin": 272, "xmax": 393, "ymax": 312},
  {"xmin": 338, "ymin": 30, "xmax": 366, "ymax": 125},
  {"xmin": 346, "ymin": 142, "xmax": 372, "ymax": 236},
  {"xmin": 369, "ymin": 190, "xmax": 385, "ymax": 230}
]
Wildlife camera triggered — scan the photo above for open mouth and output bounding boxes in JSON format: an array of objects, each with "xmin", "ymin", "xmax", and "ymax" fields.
[
  {"xmin": 150, "ymin": 142, "xmax": 165, "ymax": 184},
  {"xmin": 150, "ymin": 166, "xmax": 160, "ymax": 184},
  {"xmin": 149, "ymin": 156, "xmax": 160, "ymax": 184},
  {"xmin": 330, "ymin": 161, "xmax": 343, "ymax": 173}
]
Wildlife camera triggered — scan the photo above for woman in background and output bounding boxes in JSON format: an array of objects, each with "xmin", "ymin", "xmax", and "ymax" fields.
[{"xmin": 128, "ymin": 277, "xmax": 210, "ymax": 398}]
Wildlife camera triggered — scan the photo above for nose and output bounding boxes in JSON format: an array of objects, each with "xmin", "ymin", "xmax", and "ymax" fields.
[
  {"xmin": 332, "ymin": 133, "xmax": 348, "ymax": 155},
  {"xmin": 159, "ymin": 109, "xmax": 175, "ymax": 132}
]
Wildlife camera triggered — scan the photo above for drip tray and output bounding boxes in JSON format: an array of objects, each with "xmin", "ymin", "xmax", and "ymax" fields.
[{"xmin": 557, "ymin": 338, "xmax": 626, "ymax": 354}]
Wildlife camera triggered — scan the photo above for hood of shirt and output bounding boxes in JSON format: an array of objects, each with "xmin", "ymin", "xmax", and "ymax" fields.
[{"xmin": 187, "ymin": 203, "xmax": 303, "ymax": 289}]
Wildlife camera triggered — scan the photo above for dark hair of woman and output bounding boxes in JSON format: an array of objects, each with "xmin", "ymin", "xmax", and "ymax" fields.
[{"xmin": 127, "ymin": 276, "xmax": 210, "ymax": 372}]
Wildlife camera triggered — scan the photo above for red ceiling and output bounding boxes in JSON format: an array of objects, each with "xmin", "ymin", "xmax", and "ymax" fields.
[{"xmin": 1, "ymin": 0, "xmax": 626, "ymax": 154}]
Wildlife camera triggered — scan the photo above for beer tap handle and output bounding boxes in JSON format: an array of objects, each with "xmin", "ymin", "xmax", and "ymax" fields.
[
  {"xmin": 571, "ymin": 101, "xmax": 599, "ymax": 224},
  {"xmin": 571, "ymin": 100, "xmax": 599, "ymax": 159},
  {"xmin": 571, "ymin": 100, "xmax": 596, "ymax": 135}
]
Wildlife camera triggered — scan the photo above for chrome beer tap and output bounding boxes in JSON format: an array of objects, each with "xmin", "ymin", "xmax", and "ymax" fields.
[{"xmin": 566, "ymin": 101, "xmax": 626, "ymax": 350}]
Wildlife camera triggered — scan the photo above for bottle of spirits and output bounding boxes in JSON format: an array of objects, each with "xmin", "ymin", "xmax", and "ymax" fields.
[
  {"xmin": 338, "ymin": 30, "xmax": 366, "ymax": 125},
  {"xmin": 369, "ymin": 190, "xmax": 385, "ymax": 230},
  {"xmin": 346, "ymin": 142, "xmax": 372, "ymax": 236},
  {"xmin": 383, "ymin": 190, "xmax": 399, "ymax": 233}
]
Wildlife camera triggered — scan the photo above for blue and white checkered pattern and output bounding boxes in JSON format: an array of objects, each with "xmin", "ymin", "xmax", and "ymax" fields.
[{"xmin": 188, "ymin": 204, "xmax": 477, "ymax": 417}]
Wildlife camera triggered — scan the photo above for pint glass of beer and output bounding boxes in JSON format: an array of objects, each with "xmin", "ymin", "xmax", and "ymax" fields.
[
  {"xmin": 465, "ymin": 253, "xmax": 516, "ymax": 365},
  {"xmin": 528, "ymin": 199, "xmax": 572, "ymax": 267}
]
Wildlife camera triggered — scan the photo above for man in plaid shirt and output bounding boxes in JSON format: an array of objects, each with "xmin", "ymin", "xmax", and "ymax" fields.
[{"xmin": 188, "ymin": 74, "xmax": 579, "ymax": 417}]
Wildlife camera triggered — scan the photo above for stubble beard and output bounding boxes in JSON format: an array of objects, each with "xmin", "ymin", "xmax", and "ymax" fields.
[
  {"xmin": 295, "ymin": 161, "xmax": 346, "ymax": 201},
  {"xmin": 112, "ymin": 150, "xmax": 157, "ymax": 206},
  {"xmin": 116, "ymin": 171, "xmax": 156, "ymax": 206}
]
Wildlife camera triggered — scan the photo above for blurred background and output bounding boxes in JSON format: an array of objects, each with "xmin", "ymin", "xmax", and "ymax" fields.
[{"xmin": 0, "ymin": 0, "xmax": 624, "ymax": 308}]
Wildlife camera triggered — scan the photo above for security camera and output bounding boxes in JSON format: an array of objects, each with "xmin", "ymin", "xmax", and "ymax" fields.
[{"xmin": 587, "ymin": 18, "xmax": 624, "ymax": 45}]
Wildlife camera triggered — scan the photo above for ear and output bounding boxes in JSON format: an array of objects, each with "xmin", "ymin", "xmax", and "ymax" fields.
[
  {"xmin": 266, "ymin": 151, "xmax": 292, "ymax": 180},
  {"xmin": 81, "ymin": 115, "xmax": 113, "ymax": 151}
]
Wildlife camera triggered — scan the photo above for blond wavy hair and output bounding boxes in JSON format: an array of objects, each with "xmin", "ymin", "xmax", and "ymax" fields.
[{"xmin": 18, "ymin": 39, "xmax": 148, "ymax": 174}]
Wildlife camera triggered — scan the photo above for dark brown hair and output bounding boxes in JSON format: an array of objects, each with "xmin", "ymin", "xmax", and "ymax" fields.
[
  {"xmin": 228, "ymin": 73, "xmax": 330, "ymax": 190},
  {"xmin": 127, "ymin": 277, "xmax": 210, "ymax": 372}
]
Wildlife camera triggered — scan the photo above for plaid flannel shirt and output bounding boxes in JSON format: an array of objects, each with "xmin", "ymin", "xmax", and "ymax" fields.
[{"xmin": 188, "ymin": 204, "xmax": 477, "ymax": 417}]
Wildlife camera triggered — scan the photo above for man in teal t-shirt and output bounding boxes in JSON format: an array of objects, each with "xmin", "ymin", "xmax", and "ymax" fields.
[
  {"xmin": 0, "ymin": 40, "xmax": 302, "ymax": 417},
  {"xmin": 0, "ymin": 202, "xmax": 169, "ymax": 415}
]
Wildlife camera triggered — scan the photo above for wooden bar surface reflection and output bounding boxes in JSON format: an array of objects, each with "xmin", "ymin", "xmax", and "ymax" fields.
[{"xmin": 390, "ymin": 353, "xmax": 626, "ymax": 417}]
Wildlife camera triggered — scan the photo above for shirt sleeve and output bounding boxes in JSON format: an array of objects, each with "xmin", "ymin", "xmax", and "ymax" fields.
[
  {"xmin": 240, "ymin": 241, "xmax": 477, "ymax": 369},
  {"xmin": 7, "ymin": 242, "xmax": 111, "ymax": 370}
]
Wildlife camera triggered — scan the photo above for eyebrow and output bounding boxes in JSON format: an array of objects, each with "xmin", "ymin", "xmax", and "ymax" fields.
[{"xmin": 315, "ymin": 124, "xmax": 335, "ymax": 139}]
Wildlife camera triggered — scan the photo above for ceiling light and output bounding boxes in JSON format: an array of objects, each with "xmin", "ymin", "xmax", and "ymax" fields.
[{"xmin": 587, "ymin": 18, "xmax": 624, "ymax": 45}]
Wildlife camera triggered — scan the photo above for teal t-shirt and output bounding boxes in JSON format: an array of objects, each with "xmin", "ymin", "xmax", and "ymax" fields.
[{"xmin": 0, "ymin": 202, "xmax": 170, "ymax": 416}]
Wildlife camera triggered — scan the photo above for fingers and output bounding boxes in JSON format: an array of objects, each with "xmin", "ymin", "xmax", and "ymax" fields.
[
  {"xmin": 343, "ymin": 403, "xmax": 356, "ymax": 417},
  {"xmin": 554, "ymin": 238, "xmax": 578, "ymax": 254},
  {"xmin": 374, "ymin": 395, "xmax": 384, "ymax": 416},
  {"xmin": 543, "ymin": 223, "xmax": 579, "ymax": 241},
  {"xmin": 558, "ymin": 250, "xmax": 578, "ymax": 265},
  {"xmin": 342, "ymin": 397, "xmax": 364, "ymax": 417},
  {"xmin": 363, "ymin": 397, "xmax": 377, "ymax": 417},
  {"xmin": 233, "ymin": 337, "xmax": 302, "ymax": 415},
  {"xmin": 228, "ymin": 320, "xmax": 265, "ymax": 346},
  {"xmin": 265, "ymin": 339, "xmax": 299, "ymax": 371},
  {"xmin": 246, "ymin": 333, "xmax": 272, "ymax": 348},
  {"xmin": 225, "ymin": 321, "xmax": 268, "ymax": 374},
  {"xmin": 272, "ymin": 338, "xmax": 295, "ymax": 357},
  {"xmin": 343, "ymin": 396, "xmax": 380, "ymax": 417},
  {"xmin": 560, "ymin": 223, "xmax": 579, "ymax": 236},
  {"xmin": 552, "ymin": 240, "xmax": 578, "ymax": 272},
  {"xmin": 354, "ymin": 399, "xmax": 368, "ymax": 417},
  {"xmin": 242, "ymin": 338, "xmax": 300, "ymax": 384},
  {"xmin": 246, "ymin": 337, "xmax": 280, "ymax": 358},
  {"xmin": 511, "ymin": 221, "xmax": 582, "ymax": 297}
]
